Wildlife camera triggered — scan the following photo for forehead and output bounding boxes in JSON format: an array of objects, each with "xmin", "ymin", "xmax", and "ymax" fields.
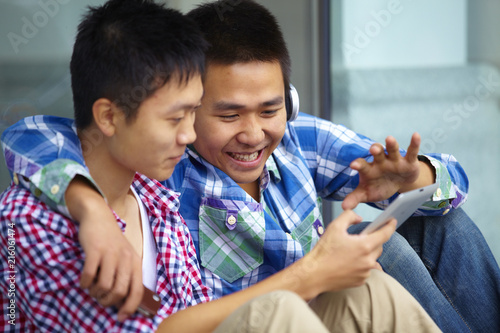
[
  {"xmin": 203, "ymin": 61, "xmax": 284, "ymax": 98},
  {"xmin": 205, "ymin": 61, "xmax": 283, "ymax": 81},
  {"xmin": 135, "ymin": 74, "xmax": 203, "ymax": 112}
]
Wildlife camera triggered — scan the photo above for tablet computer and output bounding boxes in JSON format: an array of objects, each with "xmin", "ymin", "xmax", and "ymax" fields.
[{"xmin": 360, "ymin": 183, "xmax": 439, "ymax": 235}]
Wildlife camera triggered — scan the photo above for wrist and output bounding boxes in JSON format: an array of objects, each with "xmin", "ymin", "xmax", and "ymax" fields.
[
  {"xmin": 284, "ymin": 250, "xmax": 323, "ymax": 301},
  {"xmin": 399, "ymin": 157, "xmax": 435, "ymax": 193},
  {"xmin": 66, "ymin": 176, "xmax": 107, "ymax": 223}
]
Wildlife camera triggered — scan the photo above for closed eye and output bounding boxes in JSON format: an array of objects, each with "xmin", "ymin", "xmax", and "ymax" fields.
[
  {"xmin": 262, "ymin": 110, "xmax": 279, "ymax": 116},
  {"xmin": 169, "ymin": 112, "xmax": 186, "ymax": 124},
  {"xmin": 219, "ymin": 114, "xmax": 239, "ymax": 120}
]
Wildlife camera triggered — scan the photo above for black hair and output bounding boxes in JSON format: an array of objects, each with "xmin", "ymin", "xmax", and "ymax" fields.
[
  {"xmin": 71, "ymin": 0, "xmax": 208, "ymax": 129},
  {"xmin": 187, "ymin": 0, "xmax": 291, "ymax": 90}
]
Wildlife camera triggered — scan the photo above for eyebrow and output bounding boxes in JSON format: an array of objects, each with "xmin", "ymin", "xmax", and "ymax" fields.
[
  {"xmin": 166, "ymin": 91, "xmax": 204, "ymax": 112},
  {"xmin": 213, "ymin": 96, "xmax": 284, "ymax": 111},
  {"xmin": 167, "ymin": 102, "xmax": 201, "ymax": 112}
]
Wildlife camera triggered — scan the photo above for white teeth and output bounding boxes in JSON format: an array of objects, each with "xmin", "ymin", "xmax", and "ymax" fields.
[{"xmin": 229, "ymin": 151, "xmax": 259, "ymax": 162}]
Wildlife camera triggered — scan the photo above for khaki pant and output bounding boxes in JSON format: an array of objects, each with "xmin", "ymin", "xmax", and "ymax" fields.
[{"xmin": 213, "ymin": 270, "xmax": 441, "ymax": 333}]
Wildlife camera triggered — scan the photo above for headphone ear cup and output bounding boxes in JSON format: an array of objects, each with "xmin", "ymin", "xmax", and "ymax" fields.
[{"xmin": 286, "ymin": 84, "xmax": 299, "ymax": 121}]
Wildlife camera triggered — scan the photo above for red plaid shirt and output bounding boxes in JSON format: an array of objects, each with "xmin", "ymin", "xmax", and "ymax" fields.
[{"xmin": 0, "ymin": 173, "xmax": 212, "ymax": 332}]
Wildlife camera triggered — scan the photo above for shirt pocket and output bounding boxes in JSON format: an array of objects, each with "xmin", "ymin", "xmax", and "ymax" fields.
[
  {"xmin": 198, "ymin": 197, "xmax": 265, "ymax": 283},
  {"xmin": 291, "ymin": 205, "xmax": 324, "ymax": 254}
]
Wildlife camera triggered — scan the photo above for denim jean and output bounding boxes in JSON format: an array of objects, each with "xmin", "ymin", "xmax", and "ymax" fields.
[{"xmin": 350, "ymin": 208, "xmax": 500, "ymax": 333}]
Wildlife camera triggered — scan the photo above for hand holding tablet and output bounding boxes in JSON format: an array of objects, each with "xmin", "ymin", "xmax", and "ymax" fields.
[{"xmin": 360, "ymin": 183, "xmax": 439, "ymax": 235}]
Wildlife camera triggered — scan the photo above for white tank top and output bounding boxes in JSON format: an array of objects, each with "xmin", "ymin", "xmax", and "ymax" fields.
[{"xmin": 131, "ymin": 186, "xmax": 158, "ymax": 291}]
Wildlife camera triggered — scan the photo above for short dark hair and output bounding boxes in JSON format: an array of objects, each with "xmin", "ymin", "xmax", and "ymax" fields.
[
  {"xmin": 187, "ymin": 0, "xmax": 291, "ymax": 90},
  {"xmin": 71, "ymin": 0, "xmax": 207, "ymax": 129}
]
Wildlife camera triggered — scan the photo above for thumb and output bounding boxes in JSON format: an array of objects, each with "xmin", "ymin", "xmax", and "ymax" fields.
[
  {"xmin": 369, "ymin": 219, "xmax": 397, "ymax": 244},
  {"xmin": 329, "ymin": 209, "xmax": 363, "ymax": 232}
]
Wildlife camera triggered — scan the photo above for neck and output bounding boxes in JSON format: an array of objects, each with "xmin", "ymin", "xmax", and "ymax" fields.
[
  {"xmin": 238, "ymin": 180, "xmax": 260, "ymax": 202},
  {"xmin": 78, "ymin": 127, "xmax": 144, "ymax": 259},
  {"xmin": 78, "ymin": 128, "xmax": 135, "ymax": 214}
]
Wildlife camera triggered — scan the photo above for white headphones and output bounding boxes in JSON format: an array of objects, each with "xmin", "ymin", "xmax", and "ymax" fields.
[{"xmin": 286, "ymin": 83, "xmax": 299, "ymax": 121}]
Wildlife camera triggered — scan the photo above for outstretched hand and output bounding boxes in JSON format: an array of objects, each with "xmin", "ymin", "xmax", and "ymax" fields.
[{"xmin": 342, "ymin": 133, "xmax": 422, "ymax": 210}]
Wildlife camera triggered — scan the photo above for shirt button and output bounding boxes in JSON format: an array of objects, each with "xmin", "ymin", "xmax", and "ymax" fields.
[
  {"xmin": 317, "ymin": 226, "xmax": 325, "ymax": 235},
  {"xmin": 227, "ymin": 215, "xmax": 237, "ymax": 225},
  {"xmin": 51, "ymin": 184, "xmax": 60, "ymax": 195},
  {"xmin": 438, "ymin": 201, "xmax": 448, "ymax": 208},
  {"xmin": 286, "ymin": 233, "xmax": 292, "ymax": 239},
  {"xmin": 442, "ymin": 208, "xmax": 450, "ymax": 215},
  {"xmin": 13, "ymin": 173, "xmax": 19, "ymax": 185},
  {"xmin": 435, "ymin": 187, "xmax": 442, "ymax": 197}
]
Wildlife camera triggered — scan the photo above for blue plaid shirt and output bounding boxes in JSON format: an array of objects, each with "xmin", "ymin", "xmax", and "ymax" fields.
[{"xmin": 1, "ymin": 114, "xmax": 468, "ymax": 298}]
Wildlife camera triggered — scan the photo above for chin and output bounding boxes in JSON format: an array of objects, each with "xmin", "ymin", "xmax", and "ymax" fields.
[
  {"xmin": 232, "ymin": 174, "xmax": 260, "ymax": 185},
  {"xmin": 143, "ymin": 169, "xmax": 174, "ymax": 182}
]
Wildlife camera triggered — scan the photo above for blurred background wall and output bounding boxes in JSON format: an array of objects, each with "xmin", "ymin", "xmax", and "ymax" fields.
[{"xmin": 328, "ymin": 0, "xmax": 500, "ymax": 264}]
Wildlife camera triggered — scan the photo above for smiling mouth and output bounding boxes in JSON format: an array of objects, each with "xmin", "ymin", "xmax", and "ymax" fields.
[{"xmin": 228, "ymin": 151, "xmax": 260, "ymax": 162}]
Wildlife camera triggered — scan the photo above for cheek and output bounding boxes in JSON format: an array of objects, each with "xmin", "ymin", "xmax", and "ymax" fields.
[
  {"xmin": 133, "ymin": 132, "xmax": 172, "ymax": 163},
  {"xmin": 269, "ymin": 119, "xmax": 287, "ymax": 143},
  {"xmin": 194, "ymin": 116, "xmax": 212, "ymax": 137},
  {"xmin": 152, "ymin": 132, "xmax": 176, "ymax": 151},
  {"xmin": 194, "ymin": 134, "xmax": 223, "ymax": 158},
  {"xmin": 194, "ymin": 120, "xmax": 225, "ymax": 148}
]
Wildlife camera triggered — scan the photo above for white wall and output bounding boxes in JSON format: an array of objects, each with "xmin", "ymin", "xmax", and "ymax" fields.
[
  {"xmin": 340, "ymin": 0, "xmax": 467, "ymax": 69},
  {"xmin": 468, "ymin": 0, "xmax": 500, "ymax": 68},
  {"xmin": 330, "ymin": 0, "xmax": 500, "ymax": 264}
]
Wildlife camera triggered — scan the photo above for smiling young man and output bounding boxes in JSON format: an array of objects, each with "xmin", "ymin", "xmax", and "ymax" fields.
[
  {"xmin": 177, "ymin": 3, "xmax": 500, "ymax": 332},
  {"xmin": 193, "ymin": 61, "xmax": 288, "ymax": 200},
  {"xmin": 2, "ymin": 0, "xmax": 500, "ymax": 332},
  {"xmin": 151, "ymin": 1, "xmax": 495, "ymax": 331}
]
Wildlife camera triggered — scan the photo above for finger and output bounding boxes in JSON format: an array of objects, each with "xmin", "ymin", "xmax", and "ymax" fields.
[
  {"xmin": 342, "ymin": 190, "xmax": 367, "ymax": 210},
  {"xmin": 373, "ymin": 243, "xmax": 384, "ymax": 260},
  {"xmin": 405, "ymin": 132, "xmax": 421, "ymax": 162},
  {"xmin": 373, "ymin": 262, "xmax": 384, "ymax": 271},
  {"xmin": 349, "ymin": 157, "xmax": 369, "ymax": 172},
  {"xmin": 385, "ymin": 136, "xmax": 400, "ymax": 161},
  {"xmin": 88, "ymin": 281, "xmax": 99, "ymax": 299},
  {"xmin": 368, "ymin": 218, "xmax": 396, "ymax": 245},
  {"xmin": 80, "ymin": 250, "xmax": 100, "ymax": 289},
  {"xmin": 329, "ymin": 209, "xmax": 363, "ymax": 231},
  {"xmin": 92, "ymin": 255, "xmax": 117, "ymax": 302},
  {"xmin": 369, "ymin": 143, "xmax": 386, "ymax": 164},
  {"xmin": 98, "ymin": 255, "xmax": 132, "ymax": 307},
  {"xmin": 118, "ymin": 264, "xmax": 144, "ymax": 322}
]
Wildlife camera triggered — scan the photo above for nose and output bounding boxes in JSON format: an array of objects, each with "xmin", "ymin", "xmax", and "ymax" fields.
[
  {"xmin": 177, "ymin": 112, "xmax": 197, "ymax": 145},
  {"xmin": 236, "ymin": 115, "xmax": 265, "ymax": 146}
]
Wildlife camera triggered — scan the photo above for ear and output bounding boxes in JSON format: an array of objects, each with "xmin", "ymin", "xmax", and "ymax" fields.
[{"xmin": 92, "ymin": 98, "xmax": 121, "ymax": 137}]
